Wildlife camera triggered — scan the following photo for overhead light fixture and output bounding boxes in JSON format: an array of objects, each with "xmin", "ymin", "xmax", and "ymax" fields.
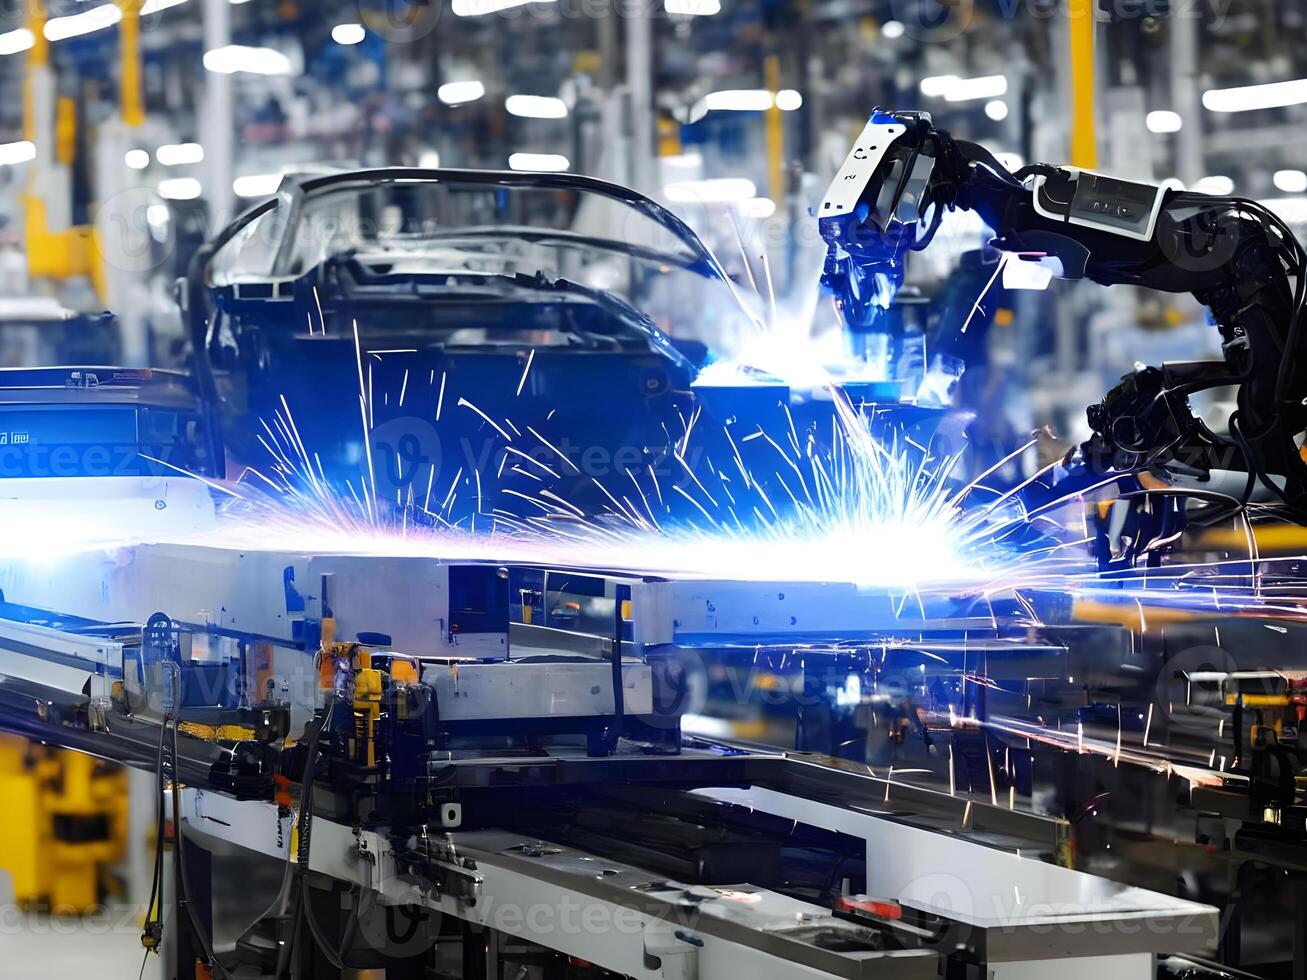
[
  {"xmin": 1145, "ymin": 110, "xmax": 1182, "ymax": 133},
  {"xmin": 704, "ymin": 89, "xmax": 773, "ymax": 112},
  {"xmin": 775, "ymin": 89, "xmax": 803, "ymax": 111},
  {"xmin": 664, "ymin": 0, "xmax": 721, "ymax": 14},
  {"xmin": 1203, "ymin": 78, "xmax": 1307, "ymax": 113},
  {"xmin": 1191, "ymin": 175, "xmax": 1234, "ymax": 195},
  {"xmin": 0, "ymin": 141, "xmax": 36, "ymax": 167},
  {"xmin": 156, "ymin": 142, "xmax": 205, "ymax": 166},
  {"xmin": 141, "ymin": 0, "xmax": 190, "ymax": 14},
  {"xmin": 920, "ymin": 74, "xmax": 1008, "ymax": 102},
  {"xmin": 203, "ymin": 45, "xmax": 293, "ymax": 76},
  {"xmin": 1273, "ymin": 169, "xmax": 1307, "ymax": 193},
  {"xmin": 452, "ymin": 0, "xmax": 555, "ymax": 15},
  {"xmin": 985, "ymin": 100, "xmax": 1008, "ymax": 121},
  {"xmin": 918, "ymin": 75, "xmax": 956, "ymax": 97},
  {"xmin": 0, "ymin": 28, "xmax": 35, "ymax": 56},
  {"xmin": 664, "ymin": 178, "xmax": 758, "ymax": 204},
  {"xmin": 331, "ymin": 23, "xmax": 366, "ymax": 45},
  {"xmin": 438, "ymin": 80, "xmax": 485, "ymax": 105},
  {"xmin": 508, "ymin": 152, "xmax": 569, "ymax": 172},
  {"xmin": 44, "ymin": 4, "xmax": 122, "ymax": 41},
  {"xmin": 505, "ymin": 94, "xmax": 568, "ymax": 119},
  {"xmin": 158, "ymin": 177, "xmax": 202, "ymax": 200},
  {"xmin": 232, "ymin": 173, "xmax": 283, "ymax": 198},
  {"xmin": 661, "ymin": 150, "xmax": 703, "ymax": 171},
  {"xmin": 881, "ymin": 20, "xmax": 905, "ymax": 38},
  {"xmin": 952, "ymin": 75, "xmax": 1007, "ymax": 101},
  {"xmin": 125, "ymin": 149, "xmax": 150, "ymax": 170}
]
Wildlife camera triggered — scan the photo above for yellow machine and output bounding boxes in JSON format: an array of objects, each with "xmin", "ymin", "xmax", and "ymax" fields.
[{"xmin": 0, "ymin": 735, "xmax": 128, "ymax": 913}]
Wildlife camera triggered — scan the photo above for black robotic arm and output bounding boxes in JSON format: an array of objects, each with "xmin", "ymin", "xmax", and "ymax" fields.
[{"xmin": 820, "ymin": 110, "xmax": 1307, "ymax": 514}]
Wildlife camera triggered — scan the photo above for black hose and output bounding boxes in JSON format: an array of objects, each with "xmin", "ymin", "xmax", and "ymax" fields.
[
  {"xmin": 336, "ymin": 887, "xmax": 372, "ymax": 965},
  {"xmin": 606, "ymin": 587, "xmax": 627, "ymax": 752},
  {"xmin": 274, "ymin": 696, "xmax": 338, "ymax": 979},
  {"xmin": 298, "ymin": 878, "xmax": 348, "ymax": 971},
  {"xmin": 170, "ymin": 709, "xmax": 233, "ymax": 979},
  {"xmin": 138, "ymin": 719, "xmax": 170, "ymax": 980}
]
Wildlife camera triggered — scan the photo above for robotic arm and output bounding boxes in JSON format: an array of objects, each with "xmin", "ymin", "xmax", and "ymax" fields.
[{"xmin": 820, "ymin": 110, "xmax": 1307, "ymax": 514}]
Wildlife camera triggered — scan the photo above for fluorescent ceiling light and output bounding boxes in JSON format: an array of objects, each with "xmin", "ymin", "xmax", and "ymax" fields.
[
  {"xmin": 158, "ymin": 177, "xmax": 202, "ymax": 200},
  {"xmin": 985, "ymin": 99, "xmax": 1008, "ymax": 121},
  {"xmin": 505, "ymin": 94, "xmax": 567, "ymax": 119},
  {"xmin": 203, "ymin": 45, "xmax": 293, "ymax": 76},
  {"xmin": 661, "ymin": 151, "xmax": 703, "ymax": 170},
  {"xmin": 0, "ymin": 140, "xmax": 36, "ymax": 167},
  {"xmin": 233, "ymin": 173, "xmax": 283, "ymax": 198},
  {"xmin": 156, "ymin": 142, "xmax": 204, "ymax": 166},
  {"xmin": 508, "ymin": 152, "xmax": 569, "ymax": 172},
  {"xmin": 141, "ymin": 0, "xmax": 190, "ymax": 14},
  {"xmin": 0, "ymin": 28, "xmax": 35, "ymax": 56},
  {"xmin": 1203, "ymin": 78, "xmax": 1307, "ymax": 113},
  {"xmin": 664, "ymin": 0, "xmax": 721, "ymax": 14},
  {"xmin": 881, "ymin": 19, "xmax": 905, "ymax": 38},
  {"xmin": 1273, "ymin": 169, "xmax": 1307, "ymax": 193},
  {"xmin": 438, "ymin": 80, "xmax": 485, "ymax": 105},
  {"xmin": 664, "ymin": 178, "xmax": 757, "ymax": 204},
  {"xmin": 918, "ymin": 75, "xmax": 957, "ymax": 97},
  {"xmin": 1191, "ymin": 175, "xmax": 1233, "ymax": 195},
  {"xmin": 452, "ymin": 0, "xmax": 555, "ymax": 15},
  {"xmin": 950, "ymin": 75, "xmax": 1007, "ymax": 101},
  {"xmin": 704, "ymin": 89, "xmax": 773, "ymax": 112},
  {"xmin": 125, "ymin": 149, "xmax": 150, "ymax": 170},
  {"xmin": 920, "ymin": 74, "xmax": 1007, "ymax": 102},
  {"xmin": 775, "ymin": 89, "xmax": 803, "ymax": 111},
  {"xmin": 331, "ymin": 23, "xmax": 366, "ymax": 45},
  {"xmin": 1145, "ymin": 110, "xmax": 1182, "ymax": 133},
  {"xmin": 44, "ymin": 4, "xmax": 122, "ymax": 41}
]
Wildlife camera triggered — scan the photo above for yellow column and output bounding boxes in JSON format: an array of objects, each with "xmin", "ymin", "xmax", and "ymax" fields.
[
  {"xmin": 22, "ymin": 2, "xmax": 47, "ymax": 146},
  {"xmin": 764, "ymin": 54, "xmax": 784, "ymax": 206},
  {"xmin": 1067, "ymin": 0, "xmax": 1098, "ymax": 169},
  {"xmin": 119, "ymin": 0, "xmax": 145, "ymax": 127}
]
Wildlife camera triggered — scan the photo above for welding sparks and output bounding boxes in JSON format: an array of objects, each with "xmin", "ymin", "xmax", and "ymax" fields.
[{"xmin": 177, "ymin": 383, "xmax": 1082, "ymax": 590}]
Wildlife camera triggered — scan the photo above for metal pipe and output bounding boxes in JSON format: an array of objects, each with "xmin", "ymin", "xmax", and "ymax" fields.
[
  {"xmin": 203, "ymin": 0, "xmax": 235, "ymax": 224},
  {"xmin": 623, "ymin": 0, "xmax": 653, "ymax": 193},
  {"xmin": 1169, "ymin": 9, "xmax": 1204, "ymax": 188}
]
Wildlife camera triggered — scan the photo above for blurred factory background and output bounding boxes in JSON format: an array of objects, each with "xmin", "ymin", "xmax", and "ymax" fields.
[
  {"xmin": 0, "ymin": 0, "xmax": 1305, "ymax": 974},
  {"xmin": 3, "ymin": 0, "xmax": 1304, "ymax": 453}
]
